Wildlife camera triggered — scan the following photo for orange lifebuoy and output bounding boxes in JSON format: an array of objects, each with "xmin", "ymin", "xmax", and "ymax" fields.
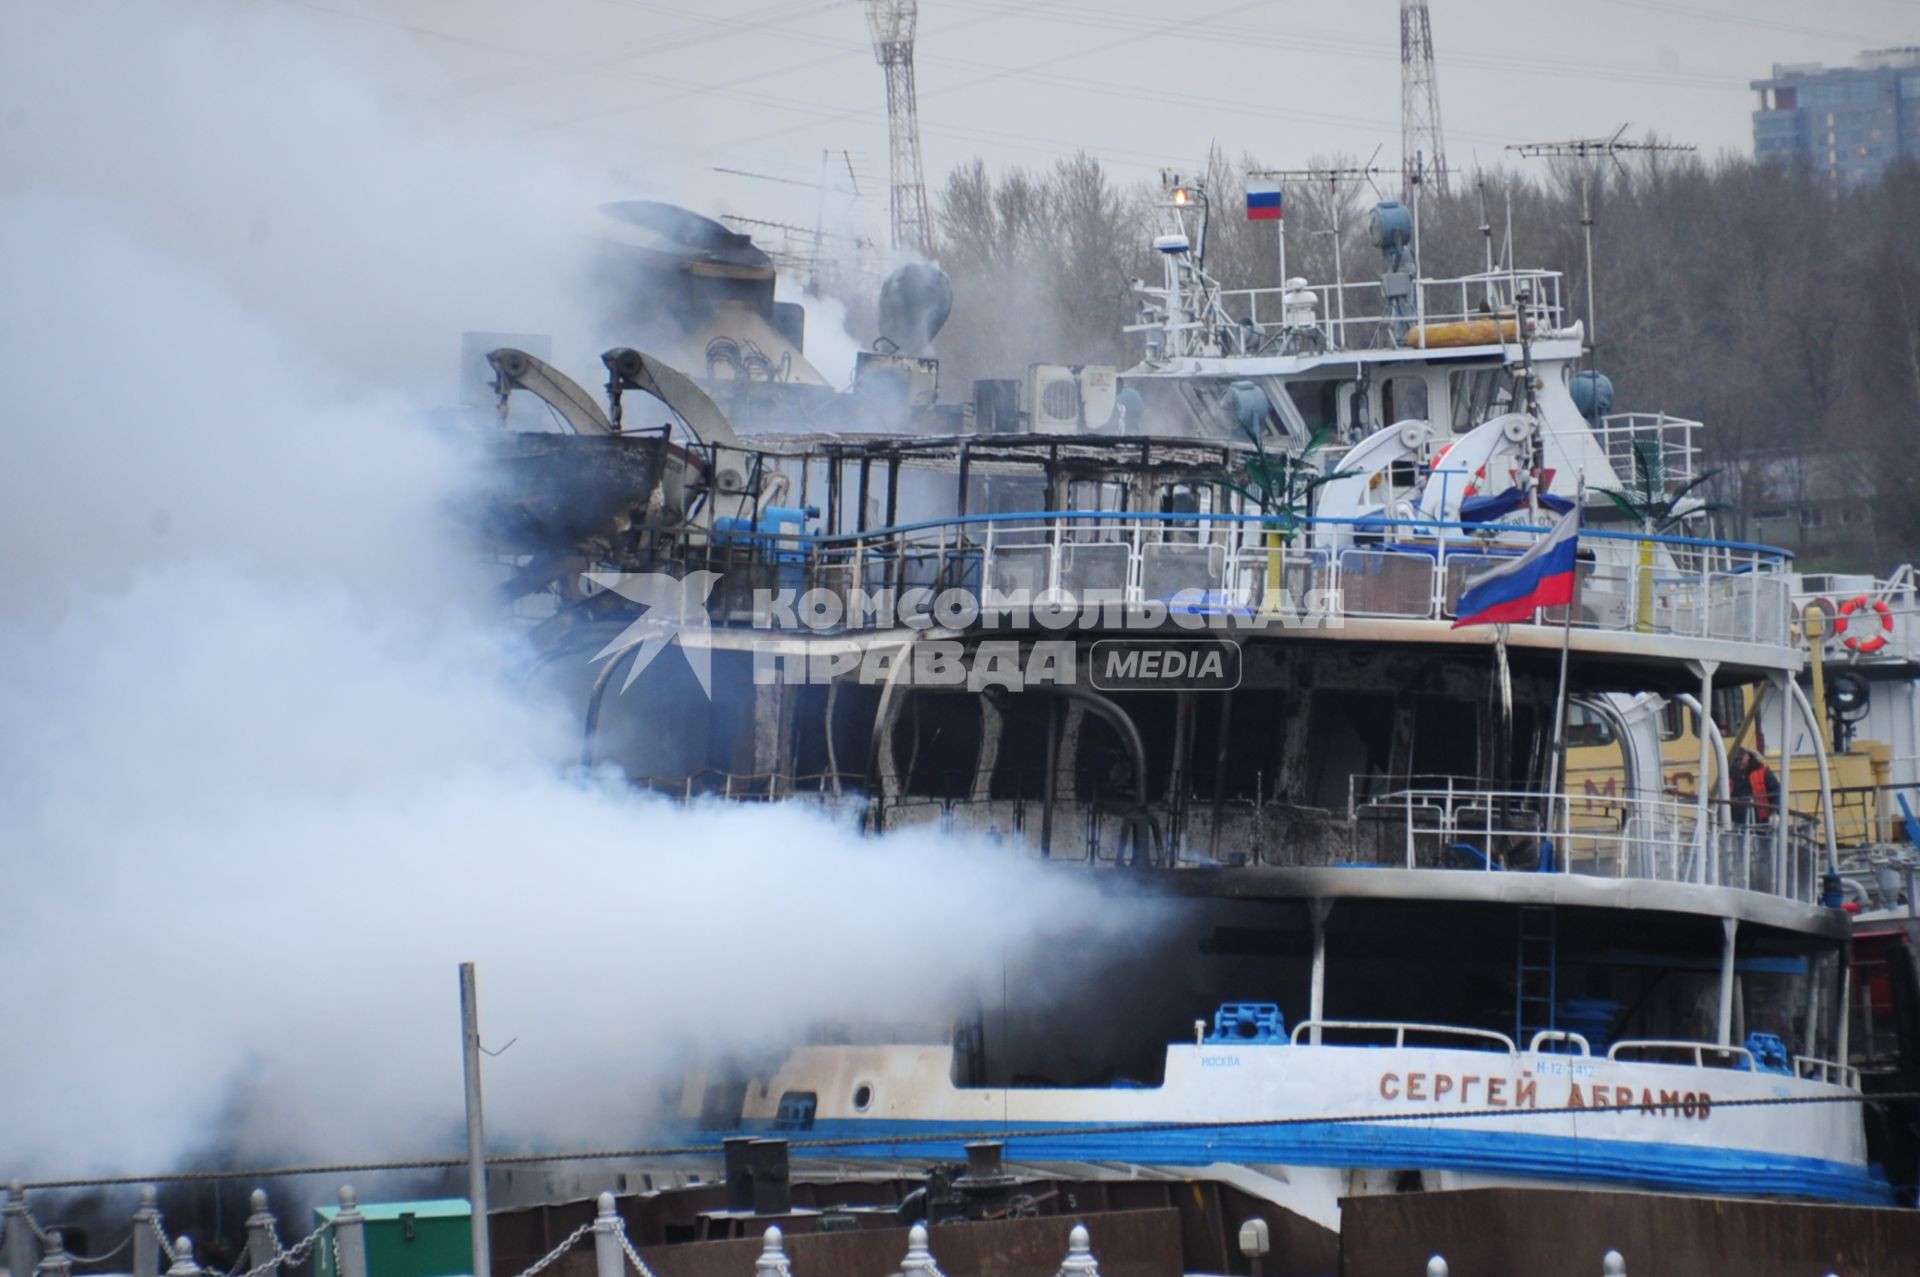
[{"xmin": 1836, "ymin": 594, "xmax": 1893, "ymax": 654}]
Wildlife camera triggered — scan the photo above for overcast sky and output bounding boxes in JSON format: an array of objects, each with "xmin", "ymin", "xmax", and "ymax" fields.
[{"xmin": 296, "ymin": 0, "xmax": 1920, "ymax": 248}]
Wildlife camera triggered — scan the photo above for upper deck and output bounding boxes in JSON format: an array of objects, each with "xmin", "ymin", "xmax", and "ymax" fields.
[{"xmin": 689, "ymin": 507, "xmax": 1798, "ymax": 673}]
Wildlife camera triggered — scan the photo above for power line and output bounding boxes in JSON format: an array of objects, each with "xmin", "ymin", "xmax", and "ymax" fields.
[
  {"xmin": 673, "ymin": 0, "xmax": 1278, "ymax": 172},
  {"xmin": 1594, "ymin": 0, "xmax": 1917, "ymax": 47}
]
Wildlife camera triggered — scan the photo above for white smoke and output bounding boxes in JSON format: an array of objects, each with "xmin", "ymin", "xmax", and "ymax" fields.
[{"xmin": 0, "ymin": 0, "xmax": 1131, "ymax": 1179}]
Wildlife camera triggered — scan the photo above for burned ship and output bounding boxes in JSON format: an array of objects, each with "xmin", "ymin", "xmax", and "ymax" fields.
[{"xmin": 474, "ymin": 187, "xmax": 1897, "ymax": 1255}]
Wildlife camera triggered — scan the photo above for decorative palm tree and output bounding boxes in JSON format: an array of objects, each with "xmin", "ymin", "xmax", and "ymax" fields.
[
  {"xmin": 1212, "ymin": 423, "xmax": 1354, "ymax": 613},
  {"xmin": 1594, "ymin": 437, "xmax": 1722, "ymax": 632}
]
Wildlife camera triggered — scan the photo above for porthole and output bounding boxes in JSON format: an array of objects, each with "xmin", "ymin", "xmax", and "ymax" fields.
[{"xmin": 852, "ymin": 1082, "xmax": 874, "ymax": 1111}]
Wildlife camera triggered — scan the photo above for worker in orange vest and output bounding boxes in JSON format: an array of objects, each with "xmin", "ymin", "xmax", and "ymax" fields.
[{"xmin": 1729, "ymin": 747, "xmax": 1779, "ymax": 824}]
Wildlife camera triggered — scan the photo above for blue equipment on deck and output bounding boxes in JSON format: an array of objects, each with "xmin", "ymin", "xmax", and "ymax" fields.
[
  {"xmin": 1746, "ymin": 1031, "xmax": 1793, "ymax": 1074},
  {"xmin": 1206, "ymin": 1003, "xmax": 1287, "ymax": 1044}
]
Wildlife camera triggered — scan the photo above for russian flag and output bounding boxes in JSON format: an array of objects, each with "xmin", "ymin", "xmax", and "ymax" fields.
[
  {"xmin": 1246, "ymin": 180, "xmax": 1282, "ymax": 221},
  {"xmin": 1452, "ymin": 506, "xmax": 1581, "ymax": 628}
]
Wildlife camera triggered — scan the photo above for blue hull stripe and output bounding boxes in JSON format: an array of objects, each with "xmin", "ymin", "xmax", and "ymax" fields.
[{"xmin": 749, "ymin": 1119, "xmax": 1892, "ymax": 1206}]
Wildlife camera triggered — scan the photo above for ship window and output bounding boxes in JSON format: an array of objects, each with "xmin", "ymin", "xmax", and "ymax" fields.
[
  {"xmin": 1284, "ymin": 379, "xmax": 1341, "ymax": 440},
  {"xmin": 1566, "ymin": 703, "xmax": 1616, "ymax": 748},
  {"xmin": 1713, "ymin": 686, "xmax": 1745, "ymax": 731},
  {"xmin": 773, "ymin": 1091, "xmax": 817, "ymax": 1131},
  {"xmin": 1448, "ymin": 368, "xmax": 1517, "ymax": 432},
  {"xmin": 1382, "ymin": 375, "xmax": 1428, "ymax": 424},
  {"xmin": 851, "ymin": 1083, "xmax": 873, "ymax": 1111}
]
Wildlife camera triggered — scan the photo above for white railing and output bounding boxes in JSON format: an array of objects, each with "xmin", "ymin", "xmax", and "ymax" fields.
[
  {"xmin": 1593, "ymin": 412, "xmax": 1703, "ymax": 489},
  {"xmin": 1527, "ymin": 1030, "xmax": 1594, "ymax": 1055},
  {"xmin": 747, "ymin": 513, "xmax": 1795, "ymax": 651},
  {"xmin": 1289, "ymin": 1019, "xmax": 1518, "ymax": 1054},
  {"xmin": 1216, "ymin": 269, "xmax": 1567, "ymax": 354},
  {"xmin": 1344, "ymin": 780, "xmax": 1823, "ymax": 905},
  {"xmin": 1794, "ymin": 1054, "xmax": 1862, "ymax": 1089},
  {"xmin": 1607, "ymin": 1039, "xmax": 1757, "ymax": 1071}
]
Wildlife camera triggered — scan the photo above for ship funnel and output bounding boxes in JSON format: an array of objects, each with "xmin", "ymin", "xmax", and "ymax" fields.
[{"xmin": 877, "ymin": 262, "xmax": 953, "ymax": 356}]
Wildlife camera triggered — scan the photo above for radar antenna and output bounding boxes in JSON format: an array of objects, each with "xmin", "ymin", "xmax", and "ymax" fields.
[
  {"xmin": 1400, "ymin": 0, "xmax": 1449, "ymax": 198},
  {"xmin": 865, "ymin": 0, "xmax": 933, "ymax": 258}
]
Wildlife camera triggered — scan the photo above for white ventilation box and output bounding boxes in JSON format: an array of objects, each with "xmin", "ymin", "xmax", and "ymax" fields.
[{"xmin": 1028, "ymin": 364, "xmax": 1119, "ymax": 433}]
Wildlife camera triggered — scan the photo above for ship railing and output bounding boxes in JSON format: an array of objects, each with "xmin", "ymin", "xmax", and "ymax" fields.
[
  {"xmin": 1793, "ymin": 1054, "xmax": 1862, "ymax": 1089},
  {"xmin": 1346, "ymin": 780, "xmax": 1824, "ymax": 904},
  {"xmin": 1795, "ymin": 567, "xmax": 1920, "ymax": 661},
  {"xmin": 1708, "ymin": 815, "xmax": 1823, "ymax": 905},
  {"xmin": 1289, "ymin": 1019, "xmax": 1518, "ymax": 1054},
  {"xmin": 1606, "ymin": 1039, "xmax": 1758, "ymax": 1072},
  {"xmin": 1592, "ymin": 412, "xmax": 1703, "ymax": 489},
  {"xmin": 1526, "ymin": 1030, "xmax": 1593, "ymax": 1055},
  {"xmin": 730, "ymin": 512, "xmax": 1794, "ymax": 651},
  {"xmin": 1215, "ymin": 269, "xmax": 1565, "ymax": 354}
]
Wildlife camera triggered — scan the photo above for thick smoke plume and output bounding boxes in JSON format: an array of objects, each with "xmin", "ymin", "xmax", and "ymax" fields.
[{"xmin": 0, "ymin": 0, "xmax": 1131, "ymax": 1179}]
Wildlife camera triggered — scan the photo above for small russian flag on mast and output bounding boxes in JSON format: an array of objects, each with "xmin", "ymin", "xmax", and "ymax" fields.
[
  {"xmin": 1452, "ymin": 506, "xmax": 1582, "ymax": 628},
  {"xmin": 1246, "ymin": 180, "xmax": 1282, "ymax": 221}
]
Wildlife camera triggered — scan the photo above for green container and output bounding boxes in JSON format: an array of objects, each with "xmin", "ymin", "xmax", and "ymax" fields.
[{"xmin": 313, "ymin": 1199, "xmax": 473, "ymax": 1277}]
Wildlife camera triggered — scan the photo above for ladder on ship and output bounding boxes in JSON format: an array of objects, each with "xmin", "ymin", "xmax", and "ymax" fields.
[{"xmin": 1515, "ymin": 905, "xmax": 1557, "ymax": 1049}]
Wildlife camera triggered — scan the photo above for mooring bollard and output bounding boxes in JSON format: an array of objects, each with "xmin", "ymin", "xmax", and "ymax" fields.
[
  {"xmin": 5, "ymin": 1183, "xmax": 39, "ymax": 1277},
  {"xmin": 34, "ymin": 1231, "xmax": 71, "ymax": 1277},
  {"xmin": 333, "ymin": 1190, "xmax": 367, "ymax": 1277},
  {"xmin": 1602, "ymin": 1250, "xmax": 1626, "ymax": 1277},
  {"xmin": 591, "ymin": 1193, "xmax": 623, "ymax": 1277},
  {"xmin": 164, "ymin": 1237, "xmax": 202, "ymax": 1277},
  {"xmin": 897, "ymin": 1223, "xmax": 945, "ymax": 1277},
  {"xmin": 1425, "ymin": 1257, "xmax": 1448, "ymax": 1277},
  {"xmin": 1054, "ymin": 1224, "xmax": 1099, "ymax": 1277},
  {"xmin": 132, "ymin": 1187, "xmax": 162, "ymax": 1277},
  {"xmin": 754, "ymin": 1226, "xmax": 791, "ymax": 1277},
  {"xmin": 246, "ymin": 1191, "xmax": 277, "ymax": 1276}
]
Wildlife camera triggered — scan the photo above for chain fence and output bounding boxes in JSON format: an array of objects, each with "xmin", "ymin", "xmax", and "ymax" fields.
[
  {"xmin": 516, "ymin": 1221, "xmax": 595, "ymax": 1277},
  {"xmin": 0, "ymin": 1177, "xmax": 1703, "ymax": 1277}
]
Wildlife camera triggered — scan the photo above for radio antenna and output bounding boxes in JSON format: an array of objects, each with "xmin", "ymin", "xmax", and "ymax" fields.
[{"xmin": 1509, "ymin": 127, "xmax": 1695, "ymax": 357}]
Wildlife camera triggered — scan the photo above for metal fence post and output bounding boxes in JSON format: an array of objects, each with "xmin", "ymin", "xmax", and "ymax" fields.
[
  {"xmin": 34, "ymin": 1232, "xmax": 71, "ymax": 1277},
  {"xmin": 164, "ymin": 1237, "xmax": 202, "ymax": 1277},
  {"xmin": 1055, "ymin": 1224, "xmax": 1099, "ymax": 1277},
  {"xmin": 1602, "ymin": 1251, "xmax": 1625, "ymax": 1276},
  {"xmin": 246, "ymin": 1191, "xmax": 277, "ymax": 1276},
  {"xmin": 754, "ymin": 1226, "xmax": 791, "ymax": 1277},
  {"xmin": 4, "ymin": 1183, "xmax": 38, "ymax": 1277},
  {"xmin": 897, "ymin": 1224, "xmax": 945, "ymax": 1277},
  {"xmin": 132, "ymin": 1187, "xmax": 161, "ymax": 1277},
  {"xmin": 332, "ymin": 1190, "xmax": 367, "ymax": 1277},
  {"xmin": 591, "ymin": 1193, "xmax": 623, "ymax": 1277}
]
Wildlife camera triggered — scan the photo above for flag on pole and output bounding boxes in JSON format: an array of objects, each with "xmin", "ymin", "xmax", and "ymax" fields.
[
  {"xmin": 1452, "ymin": 506, "xmax": 1581, "ymax": 627},
  {"xmin": 1246, "ymin": 180, "xmax": 1282, "ymax": 221}
]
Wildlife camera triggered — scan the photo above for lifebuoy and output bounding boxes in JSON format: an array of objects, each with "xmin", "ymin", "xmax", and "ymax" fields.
[{"xmin": 1836, "ymin": 594, "xmax": 1893, "ymax": 654}]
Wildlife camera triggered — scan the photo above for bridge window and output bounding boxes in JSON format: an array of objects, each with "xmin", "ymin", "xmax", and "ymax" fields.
[
  {"xmin": 1283, "ymin": 378, "xmax": 1342, "ymax": 440},
  {"xmin": 1381, "ymin": 374, "xmax": 1429, "ymax": 424},
  {"xmin": 1449, "ymin": 368, "xmax": 1519, "ymax": 432}
]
